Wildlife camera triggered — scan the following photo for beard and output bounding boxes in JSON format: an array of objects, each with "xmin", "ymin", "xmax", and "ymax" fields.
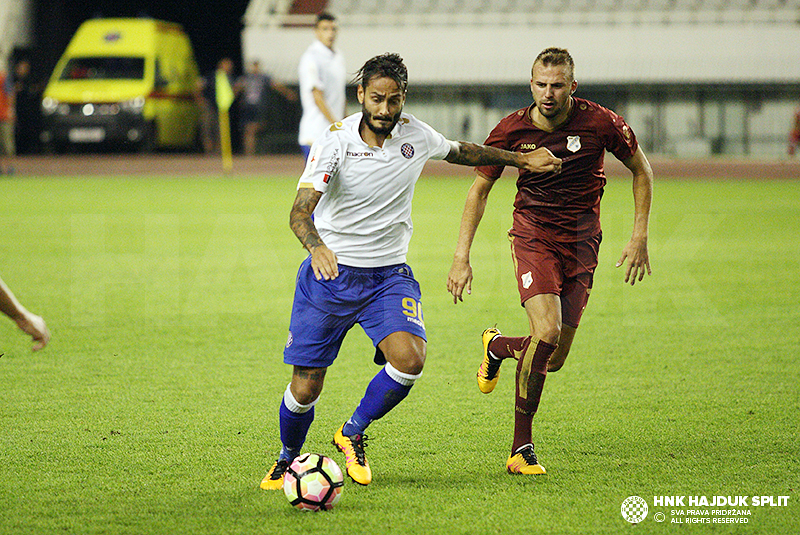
[
  {"xmin": 536, "ymin": 100, "xmax": 560, "ymax": 118},
  {"xmin": 362, "ymin": 106, "xmax": 401, "ymax": 136},
  {"xmin": 535, "ymin": 94, "xmax": 573, "ymax": 119}
]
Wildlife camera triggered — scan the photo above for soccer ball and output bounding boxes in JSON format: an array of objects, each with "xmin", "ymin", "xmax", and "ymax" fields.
[{"xmin": 283, "ymin": 453, "xmax": 344, "ymax": 511}]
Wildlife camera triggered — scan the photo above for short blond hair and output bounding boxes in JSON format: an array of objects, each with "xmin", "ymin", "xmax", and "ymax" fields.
[{"xmin": 533, "ymin": 48, "xmax": 575, "ymax": 81}]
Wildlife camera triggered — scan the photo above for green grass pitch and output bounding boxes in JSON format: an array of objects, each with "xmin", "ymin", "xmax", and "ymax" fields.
[{"xmin": 1, "ymin": 171, "xmax": 798, "ymax": 534}]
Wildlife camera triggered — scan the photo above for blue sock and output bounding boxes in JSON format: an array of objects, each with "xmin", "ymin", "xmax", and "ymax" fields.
[
  {"xmin": 278, "ymin": 385, "xmax": 316, "ymax": 462},
  {"xmin": 342, "ymin": 363, "xmax": 421, "ymax": 436}
]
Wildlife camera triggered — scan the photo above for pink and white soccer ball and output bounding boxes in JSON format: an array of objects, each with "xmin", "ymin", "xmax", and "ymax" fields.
[{"xmin": 283, "ymin": 453, "xmax": 344, "ymax": 511}]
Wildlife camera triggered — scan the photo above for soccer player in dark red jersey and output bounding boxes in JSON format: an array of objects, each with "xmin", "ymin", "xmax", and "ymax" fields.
[{"xmin": 447, "ymin": 47, "xmax": 653, "ymax": 475}]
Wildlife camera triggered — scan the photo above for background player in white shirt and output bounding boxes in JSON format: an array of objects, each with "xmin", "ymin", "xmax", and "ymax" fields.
[
  {"xmin": 297, "ymin": 12, "xmax": 346, "ymax": 159},
  {"xmin": 261, "ymin": 53, "xmax": 561, "ymax": 490}
]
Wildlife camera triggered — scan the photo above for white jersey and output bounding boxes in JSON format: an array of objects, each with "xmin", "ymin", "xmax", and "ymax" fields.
[
  {"xmin": 298, "ymin": 112, "xmax": 451, "ymax": 268},
  {"xmin": 297, "ymin": 39, "xmax": 347, "ymax": 146}
]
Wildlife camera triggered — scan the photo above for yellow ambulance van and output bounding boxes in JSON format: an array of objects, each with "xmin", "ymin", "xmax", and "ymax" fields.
[{"xmin": 41, "ymin": 18, "xmax": 201, "ymax": 152}]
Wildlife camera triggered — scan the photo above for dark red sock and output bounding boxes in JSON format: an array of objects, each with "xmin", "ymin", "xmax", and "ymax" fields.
[
  {"xmin": 512, "ymin": 339, "xmax": 557, "ymax": 453},
  {"xmin": 488, "ymin": 335, "xmax": 531, "ymax": 360}
]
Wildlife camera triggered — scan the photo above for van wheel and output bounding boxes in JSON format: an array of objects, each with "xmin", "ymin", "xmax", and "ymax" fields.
[
  {"xmin": 49, "ymin": 141, "xmax": 71, "ymax": 154},
  {"xmin": 192, "ymin": 125, "xmax": 203, "ymax": 153},
  {"xmin": 139, "ymin": 121, "xmax": 158, "ymax": 153}
]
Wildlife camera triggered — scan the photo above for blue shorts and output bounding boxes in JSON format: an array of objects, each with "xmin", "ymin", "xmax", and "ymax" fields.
[{"xmin": 284, "ymin": 257, "xmax": 426, "ymax": 368}]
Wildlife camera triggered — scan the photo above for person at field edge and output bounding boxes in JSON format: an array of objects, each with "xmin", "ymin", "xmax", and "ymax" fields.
[
  {"xmin": 235, "ymin": 60, "xmax": 297, "ymax": 156},
  {"xmin": 197, "ymin": 57, "xmax": 236, "ymax": 154},
  {"xmin": 447, "ymin": 47, "xmax": 653, "ymax": 475},
  {"xmin": 261, "ymin": 53, "xmax": 562, "ymax": 489},
  {"xmin": 297, "ymin": 12, "xmax": 346, "ymax": 160},
  {"xmin": 788, "ymin": 101, "xmax": 800, "ymax": 156},
  {"xmin": 13, "ymin": 58, "xmax": 43, "ymax": 155},
  {"xmin": 0, "ymin": 66, "xmax": 15, "ymax": 174},
  {"xmin": 0, "ymin": 276, "xmax": 50, "ymax": 351}
]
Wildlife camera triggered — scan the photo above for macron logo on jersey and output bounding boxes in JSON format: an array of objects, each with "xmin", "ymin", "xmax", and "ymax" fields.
[{"xmin": 346, "ymin": 151, "xmax": 375, "ymax": 158}]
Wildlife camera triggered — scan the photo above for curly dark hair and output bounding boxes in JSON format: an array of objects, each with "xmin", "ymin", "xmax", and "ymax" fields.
[{"xmin": 354, "ymin": 53, "xmax": 408, "ymax": 91}]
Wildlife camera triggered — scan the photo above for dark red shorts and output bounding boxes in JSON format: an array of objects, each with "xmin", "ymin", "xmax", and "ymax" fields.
[{"xmin": 508, "ymin": 231, "xmax": 602, "ymax": 328}]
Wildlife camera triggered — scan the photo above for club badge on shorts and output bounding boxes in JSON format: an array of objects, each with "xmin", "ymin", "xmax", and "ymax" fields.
[
  {"xmin": 521, "ymin": 271, "xmax": 533, "ymax": 289},
  {"xmin": 567, "ymin": 135, "xmax": 581, "ymax": 153}
]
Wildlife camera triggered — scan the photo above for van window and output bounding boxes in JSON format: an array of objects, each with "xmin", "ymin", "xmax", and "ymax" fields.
[{"xmin": 59, "ymin": 57, "xmax": 145, "ymax": 81}]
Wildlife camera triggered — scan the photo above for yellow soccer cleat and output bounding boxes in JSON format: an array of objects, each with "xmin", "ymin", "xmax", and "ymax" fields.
[
  {"xmin": 332, "ymin": 424, "xmax": 372, "ymax": 486},
  {"xmin": 260, "ymin": 459, "xmax": 290, "ymax": 490},
  {"xmin": 506, "ymin": 444, "xmax": 547, "ymax": 475},
  {"xmin": 477, "ymin": 327, "xmax": 503, "ymax": 393}
]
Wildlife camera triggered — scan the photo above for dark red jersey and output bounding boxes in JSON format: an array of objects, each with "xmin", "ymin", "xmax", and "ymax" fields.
[{"xmin": 477, "ymin": 97, "xmax": 638, "ymax": 242}]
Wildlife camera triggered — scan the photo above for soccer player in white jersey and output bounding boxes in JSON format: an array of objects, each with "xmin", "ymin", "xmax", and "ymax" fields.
[
  {"xmin": 297, "ymin": 12, "xmax": 346, "ymax": 159},
  {"xmin": 261, "ymin": 53, "xmax": 562, "ymax": 489}
]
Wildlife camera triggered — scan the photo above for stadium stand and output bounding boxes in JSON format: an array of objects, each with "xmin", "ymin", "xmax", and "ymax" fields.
[
  {"xmin": 323, "ymin": 0, "xmax": 800, "ymax": 25},
  {"xmin": 243, "ymin": 0, "xmax": 800, "ymax": 156}
]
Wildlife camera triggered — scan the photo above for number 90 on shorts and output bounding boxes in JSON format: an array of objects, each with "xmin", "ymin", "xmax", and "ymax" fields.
[{"xmin": 402, "ymin": 297, "xmax": 424, "ymax": 325}]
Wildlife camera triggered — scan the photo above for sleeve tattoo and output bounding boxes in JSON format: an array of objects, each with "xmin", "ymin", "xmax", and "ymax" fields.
[
  {"xmin": 289, "ymin": 188, "xmax": 325, "ymax": 251},
  {"xmin": 445, "ymin": 141, "xmax": 519, "ymax": 167}
]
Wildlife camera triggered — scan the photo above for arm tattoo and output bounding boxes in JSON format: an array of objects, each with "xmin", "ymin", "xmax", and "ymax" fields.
[
  {"xmin": 289, "ymin": 188, "xmax": 324, "ymax": 251},
  {"xmin": 445, "ymin": 141, "xmax": 520, "ymax": 167}
]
